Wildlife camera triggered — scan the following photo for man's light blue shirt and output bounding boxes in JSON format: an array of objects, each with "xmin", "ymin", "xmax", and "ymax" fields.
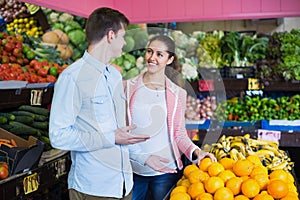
[{"xmin": 49, "ymin": 51, "xmax": 133, "ymax": 198}]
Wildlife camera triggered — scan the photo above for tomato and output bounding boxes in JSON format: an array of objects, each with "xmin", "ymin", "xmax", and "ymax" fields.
[
  {"xmin": 46, "ymin": 75, "xmax": 57, "ymax": 83},
  {"xmin": 0, "ymin": 166, "xmax": 9, "ymax": 179},
  {"xmin": 38, "ymin": 68, "xmax": 48, "ymax": 77},
  {"xmin": 13, "ymin": 48, "xmax": 23, "ymax": 58},
  {"xmin": 33, "ymin": 62, "xmax": 43, "ymax": 72},
  {"xmin": 4, "ymin": 42, "xmax": 14, "ymax": 52},
  {"xmin": 0, "ymin": 162, "xmax": 9, "ymax": 170}
]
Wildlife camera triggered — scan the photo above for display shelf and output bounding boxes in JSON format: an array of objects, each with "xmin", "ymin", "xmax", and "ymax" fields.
[{"xmin": 0, "ymin": 151, "xmax": 70, "ymax": 200}]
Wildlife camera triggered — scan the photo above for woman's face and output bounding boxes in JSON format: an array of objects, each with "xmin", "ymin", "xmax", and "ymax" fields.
[{"xmin": 145, "ymin": 40, "xmax": 174, "ymax": 74}]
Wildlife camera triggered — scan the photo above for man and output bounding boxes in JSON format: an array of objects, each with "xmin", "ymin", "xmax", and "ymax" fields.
[{"xmin": 49, "ymin": 7, "xmax": 150, "ymax": 199}]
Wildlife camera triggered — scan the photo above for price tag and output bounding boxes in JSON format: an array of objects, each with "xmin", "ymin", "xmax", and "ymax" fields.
[
  {"xmin": 257, "ymin": 129, "xmax": 281, "ymax": 142},
  {"xmin": 248, "ymin": 78, "xmax": 260, "ymax": 90},
  {"xmin": 198, "ymin": 80, "xmax": 214, "ymax": 91},
  {"xmin": 55, "ymin": 158, "xmax": 66, "ymax": 178},
  {"xmin": 30, "ymin": 90, "xmax": 43, "ymax": 105},
  {"xmin": 23, "ymin": 173, "xmax": 39, "ymax": 195}
]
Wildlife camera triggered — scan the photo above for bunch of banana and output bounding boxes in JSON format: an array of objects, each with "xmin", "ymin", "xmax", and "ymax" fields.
[{"xmin": 205, "ymin": 134, "xmax": 294, "ymax": 171}]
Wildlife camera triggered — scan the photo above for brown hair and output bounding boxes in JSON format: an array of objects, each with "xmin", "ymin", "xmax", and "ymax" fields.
[{"xmin": 85, "ymin": 7, "xmax": 129, "ymax": 46}]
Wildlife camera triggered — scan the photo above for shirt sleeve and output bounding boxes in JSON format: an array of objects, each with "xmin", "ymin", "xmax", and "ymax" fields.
[{"xmin": 49, "ymin": 73, "xmax": 115, "ymax": 152}]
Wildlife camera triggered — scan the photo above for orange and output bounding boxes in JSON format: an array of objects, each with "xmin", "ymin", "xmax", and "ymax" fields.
[
  {"xmin": 218, "ymin": 170, "xmax": 236, "ymax": 183},
  {"xmin": 269, "ymin": 169, "xmax": 289, "ymax": 183},
  {"xmin": 281, "ymin": 192, "xmax": 299, "ymax": 200},
  {"xmin": 250, "ymin": 166, "xmax": 268, "ymax": 178},
  {"xmin": 252, "ymin": 173, "xmax": 269, "ymax": 190},
  {"xmin": 226, "ymin": 177, "xmax": 243, "ymax": 195},
  {"xmin": 267, "ymin": 179, "xmax": 289, "ymax": 199},
  {"xmin": 219, "ymin": 157, "xmax": 236, "ymax": 169},
  {"xmin": 287, "ymin": 182, "xmax": 298, "ymax": 193},
  {"xmin": 176, "ymin": 177, "xmax": 184, "ymax": 186},
  {"xmin": 234, "ymin": 195, "xmax": 249, "ymax": 200},
  {"xmin": 286, "ymin": 171, "xmax": 295, "ymax": 183},
  {"xmin": 180, "ymin": 178, "xmax": 191, "ymax": 188},
  {"xmin": 170, "ymin": 186, "xmax": 188, "ymax": 196},
  {"xmin": 184, "ymin": 164, "xmax": 199, "ymax": 178},
  {"xmin": 207, "ymin": 162, "xmax": 225, "ymax": 177},
  {"xmin": 199, "ymin": 157, "xmax": 213, "ymax": 172},
  {"xmin": 214, "ymin": 187, "xmax": 234, "ymax": 200},
  {"xmin": 195, "ymin": 192, "xmax": 213, "ymax": 200},
  {"xmin": 246, "ymin": 155, "xmax": 262, "ymax": 166},
  {"xmin": 253, "ymin": 193, "xmax": 274, "ymax": 200},
  {"xmin": 188, "ymin": 169, "xmax": 209, "ymax": 183},
  {"xmin": 204, "ymin": 176, "xmax": 224, "ymax": 194},
  {"xmin": 232, "ymin": 159, "xmax": 254, "ymax": 177},
  {"xmin": 170, "ymin": 192, "xmax": 191, "ymax": 200},
  {"xmin": 188, "ymin": 182, "xmax": 205, "ymax": 199},
  {"xmin": 241, "ymin": 178, "xmax": 260, "ymax": 198}
]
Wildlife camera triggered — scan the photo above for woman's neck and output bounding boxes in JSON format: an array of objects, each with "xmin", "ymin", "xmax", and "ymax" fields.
[{"xmin": 143, "ymin": 72, "xmax": 165, "ymax": 90}]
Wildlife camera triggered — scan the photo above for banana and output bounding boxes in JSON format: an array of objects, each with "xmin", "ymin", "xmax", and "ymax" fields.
[
  {"xmin": 237, "ymin": 152, "xmax": 246, "ymax": 160},
  {"xmin": 254, "ymin": 149, "xmax": 275, "ymax": 158},
  {"xmin": 268, "ymin": 160, "xmax": 288, "ymax": 171},
  {"xmin": 230, "ymin": 141, "xmax": 245, "ymax": 149},
  {"xmin": 229, "ymin": 149, "xmax": 239, "ymax": 161},
  {"xmin": 260, "ymin": 145, "xmax": 281, "ymax": 157}
]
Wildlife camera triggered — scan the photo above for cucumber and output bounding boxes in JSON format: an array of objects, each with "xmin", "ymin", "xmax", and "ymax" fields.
[
  {"xmin": 9, "ymin": 111, "xmax": 35, "ymax": 119},
  {"xmin": 9, "ymin": 121, "xmax": 41, "ymax": 136},
  {"xmin": 0, "ymin": 124, "xmax": 12, "ymax": 131},
  {"xmin": 0, "ymin": 112, "xmax": 15, "ymax": 121},
  {"xmin": 18, "ymin": 105, "xmax": 50, "ymax": 117},
  {"xmin": 33, "ymin": 114, "xmax": 48, "ymax": 122},
  {"xmin": 31, "ymin": 121, "xmax": 49, "ymax": 130},
  {"xmin": 0, "ymin": 116, "xmax": 8, "ymax": 124},
  {"xmin": 14, "ymin": 115, "xmax": 34, "ymax": 125}
]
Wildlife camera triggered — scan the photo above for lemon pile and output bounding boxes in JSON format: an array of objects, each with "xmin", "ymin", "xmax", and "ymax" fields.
[{"xmin": 6, "ymin": 17, "xmax": 43, "ymax": 37}]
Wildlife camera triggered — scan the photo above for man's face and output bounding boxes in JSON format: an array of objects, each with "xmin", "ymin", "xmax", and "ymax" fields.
[{"xmin": 111, "ymin": 24, "xmax": 126, "ymax": 58}]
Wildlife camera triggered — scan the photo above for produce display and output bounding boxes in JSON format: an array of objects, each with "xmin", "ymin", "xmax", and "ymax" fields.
[
  {"xmin": 0, "ymin": 0, "xmax": 30, "ymax": 23},
  {"xmin": 214, "ymin": 95, "xmax": 300, "ymax": 121},
  {"xmin": 0, "ymin": 105, "xmax": 52, "ymax": 151},
  {"xmin": 169, "ymin": 135, "xmax": 298, "ymax": 200}
]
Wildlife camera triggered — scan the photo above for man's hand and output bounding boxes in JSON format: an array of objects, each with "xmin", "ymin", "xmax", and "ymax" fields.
[
  {"xmin": 145, "ymin": 155, "xmax": 177, "ymax": 173},
  {"xmin": 115, "ymin": 125, "xmax": 150, "ymax": 145}
]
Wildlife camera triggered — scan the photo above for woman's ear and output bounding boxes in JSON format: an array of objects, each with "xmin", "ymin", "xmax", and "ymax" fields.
[{"xmin": 167, "ymin": 56, "xmax": 174, "ymax": 65}]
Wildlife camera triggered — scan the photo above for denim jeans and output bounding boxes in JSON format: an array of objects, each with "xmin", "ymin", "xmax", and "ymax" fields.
[{"xmin": 132, "ymin": 172, "xmax": 182, "ymax": 200}]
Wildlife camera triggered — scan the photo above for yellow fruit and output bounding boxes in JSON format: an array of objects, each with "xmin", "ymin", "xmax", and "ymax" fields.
[
  {"xmin": 241, "ymin": 178, "xmax": 260, "ymax": 198},
  {"xmin": 184, "ymin": 164, "xmax": 199, "ymax": 178},
  {"xmin": 246, "ymin": 155, "xmax": 262, "ymax": 166},
  {"xmin": 181, "ymin": 179, "xmax": 191, "ymax": 188},
  {"xmin": 195, "ymin": 192, "xmax": 213, "ymax": 200},
  {"xmin": 219, "ymin": 157, "xmax": 236, "ymax": 170},
  {"xmin": 226, "ymin": 177, "xmax": 243, "ymax": 195},
  {"xmin": 214, "ymin": 187, "xmax": 234, "ymax": 200},
  {"xmin": 250, "ymin": 166, "xmax": 268, "ymax": 178},
  {"xmin": 207, "ymin": 162, "xmax": 224, "ymax": 177},
  {"xmin": 204, "ymin": 176, "xmax": 224, "ymax": 194},
  {"xmin": 199, "ymin": 157, "xmax": 213, "ymax": 172},
  {"xmin": 267, "ymin": 179, "xmax": 289, "ymax": 199},
  {"xmin": 252, "ymin": 173, "xmax": 269, "ymax": 190},
  {"xmin": 170, "ymin": 192, "xmax": 191, "ymax": 200},
  {"xmin": 232, "ymin": 159, "xmax": 254, "ymax": 177},
  {"xmin": 188, "ymin": 169, "xmax": 209, "ymax": 183},
  {"xmin": 218, "ymin": 170, "xmax": 236, "ymax": 183},
  {"xmin": 170, "ymin": 186, "xmax": 188, "ymax": 196},
  {"xmin": 234, "ymin": 195, "xmax": 249, "ymax": 200},
  {"xmin": 269, "ymin": 169, "xmax": 289, "ymax": 183},
  {"xmin": 188, "ymin": 182, "xmax": 205, "ymax": 199},
  {"xmin": 253, "ymin": 193, "xmax": 274, "ymax": 200}
]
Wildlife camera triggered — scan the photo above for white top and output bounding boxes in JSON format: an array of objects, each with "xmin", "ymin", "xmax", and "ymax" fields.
[{"xmin": 130, "ymin": 82, "xmax": 177, "ymax": 176}]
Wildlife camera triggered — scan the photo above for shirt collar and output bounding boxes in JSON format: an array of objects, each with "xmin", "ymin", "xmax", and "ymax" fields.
[{"xmin": 82, "ymin": 51, "xmax": 107, "ymax": 74}]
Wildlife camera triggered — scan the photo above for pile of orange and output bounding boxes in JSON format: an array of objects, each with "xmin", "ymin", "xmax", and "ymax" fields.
[{"xmin": 170, "ymin": 155, "xmax": 299, "ymax": 200}]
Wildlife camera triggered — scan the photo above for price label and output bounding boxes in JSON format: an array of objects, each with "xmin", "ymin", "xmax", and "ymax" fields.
[
  {"xmin": 23, "ymin": 173, "xmax": 39, "ymax": 195},
  {"xmin": 30, "ymin": 90, "xmax": 43, "ymax": 105},
  {"xmin": 257, "ymin": 129, "xmax": 281, "ymax": 142},
  {"xmin": 198, "ymin": 80, "xmax": 214, "ymax": 91},
  {"xmin": 55, "ymin": 158, "xmax": 66, "ymax": 178},
  {"xmin": 248, "ymin": 78, "xmax": 260, "ymax": 90}
]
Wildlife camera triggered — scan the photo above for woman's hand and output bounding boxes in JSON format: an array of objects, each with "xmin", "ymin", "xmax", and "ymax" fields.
[
  {"xmin": 145, "ymin": 155, "xmax": 177, "ymax": 173},
  {"xmin": 193, "ymin": 149, "xmax": 217, "ymax": 165}
]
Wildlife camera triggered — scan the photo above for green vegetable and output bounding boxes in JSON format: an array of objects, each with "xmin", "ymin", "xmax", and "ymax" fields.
[
  {"xmin": 18, "ymin": 105, "xmax": 50, "ymax": 117},
  {"xmin": 64, "ymin": 20, "xmax": 82, "ymax": 33},
  {"xmin": 123, "ymin": 35, "xmax": 135, "ymax": 52},
  {"xmin": 52, "ymin": 23, "xmax": 64, "ymax": 31},
  {"xmin": 0, "ymin": 116, "xmax": 8, "ymax": 124},
  {"xmin": 31, "ymin": 121, "xmax": 49, "ymax": 131},
  {"xmin": 133, "ymin": 31, "xmax": 148, "ymax": 49},
  {"xmin": 14, "ymin": 115, "xmax": 34, "ymax": 125},
  {"xmin": 49, "ymin": 67, "xmax": 58, "ymax": 77},
  {"xmin": 0, "ymin": 112, "xmax": 15, "ymax": 121},
  {"xmin": 9, "ymin": 121, "xmax": 41, "ymax": 136},
  {"xmin": 34, "ymin": 114, "xmax": 48, "ymax": 122},
  {"xmin": 67, "ymin": 29, "xmax": 86, "ymax": 46},
  {"xmin": 9, "ymin": 111, "xmax": 35, "ymax": 119}
]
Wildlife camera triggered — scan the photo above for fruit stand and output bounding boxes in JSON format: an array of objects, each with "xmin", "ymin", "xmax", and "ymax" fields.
[{"xmin": 1, "ymin": 0, "xmax": 300, "ymax": 199}]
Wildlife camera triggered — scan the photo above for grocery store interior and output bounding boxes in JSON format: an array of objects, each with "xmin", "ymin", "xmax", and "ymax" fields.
[{"xmin": 0, "ymin": 0, "xmax": 300, "ymax": 199}]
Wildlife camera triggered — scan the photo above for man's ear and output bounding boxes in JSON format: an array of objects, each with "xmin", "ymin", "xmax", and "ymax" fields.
[{"xmin": 107, "ymin": 30, "xmax": 115, "ymax": 43}]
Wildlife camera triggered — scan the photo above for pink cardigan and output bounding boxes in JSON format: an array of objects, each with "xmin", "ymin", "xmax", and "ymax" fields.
[{"xmin": 125, "ymin": 74, "xmax": 199, "ymax": 170}]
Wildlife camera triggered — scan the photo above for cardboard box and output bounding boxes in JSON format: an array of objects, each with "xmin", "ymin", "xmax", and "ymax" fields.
[{"xmin": 0, "ymin": 128, "xmax": 44, "ymax": 175}]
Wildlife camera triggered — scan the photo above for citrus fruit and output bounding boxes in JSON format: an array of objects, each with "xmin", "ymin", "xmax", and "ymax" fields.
[
  {"xmin": 188, "ymin": 182, "xmax": 205, "ymax": 199},
  {"xmin": 269, "ymin": 169, "xmax": 289, "ymax": 183},
  {"xmin": 219, "ymin": 157, "xmax": 236, "ymax": 169},
  {"xmin": 253, "ymin": 193, "xmax": 274, "ymax": 200},
  {"xmin": 234, "ymin": 195, "xmax": 249, "ymax": 200},
  {"xmin": 184, "ymin": 164, "xmax": 199, "ymax": 178},
  {"xmin": 207, "ymin": 162, "xmax": 224, "ymax": 177},
  {"xmin": 170, "ymin": 192, "xmax": 191, "ymax": 200},
  {"xmin": 199, "ymin": 157, "xmax": 213, "ymax": 172},
  {"xmin": 170, "ymin": 186, "xmax": 188, "ymax": 196},
  {"xmin": 214, "ymin": 187, "xmax": 234, "ymax": 200},
  {"xmin": 226, "ymin": 177, "xmax": 243, "ymax": 195},
  {"xmin": 246, "ymin": 155, "xmax": 262, "ymax": 166},
  {"xmin": 250, "ymin": 166, "xmax": 268, "ymax": 178},
  {"xmin": 252, "ymin": 173, "xmax": 270, "ymax": 190},
  {"xmin": 188, "ymin": 169, "xmax": 209, "ymax": 183},
  {"xmin": 218, "ymin": 170, "xmax": 236, "ymax": 183},
  {"xmin": 241, "ymin": 178, "xmax": 260, "ymax": 198},
  {"xmin": 267, "ymin": 179, "xmax": 289, "ymax": 199},
  {"xmin": 195, "ymin": 192, "xmax": 213, "ymax": 200},
  {"xmin": 232, "ymin": 159, "xmax": 254, "ymax": 177},
  {"xmin": 204, "ymin": 176, "xmax": 224, "ymax": 194}
]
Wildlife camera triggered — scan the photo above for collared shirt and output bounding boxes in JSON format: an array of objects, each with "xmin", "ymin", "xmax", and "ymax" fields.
[{"xmin": 49, "ymin": 51, "xmax": 132, "ymax": 198}]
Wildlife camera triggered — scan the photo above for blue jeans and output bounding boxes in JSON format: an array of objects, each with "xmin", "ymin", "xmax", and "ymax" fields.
[{"xmin": 132, "ymin": 172, "xmax": 182, "ymax": 200}]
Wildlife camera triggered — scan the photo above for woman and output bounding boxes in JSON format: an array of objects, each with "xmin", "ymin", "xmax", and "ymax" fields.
[{"xmin": 124, "ymin": 35, "xmax": 216, "ymax": 200}]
